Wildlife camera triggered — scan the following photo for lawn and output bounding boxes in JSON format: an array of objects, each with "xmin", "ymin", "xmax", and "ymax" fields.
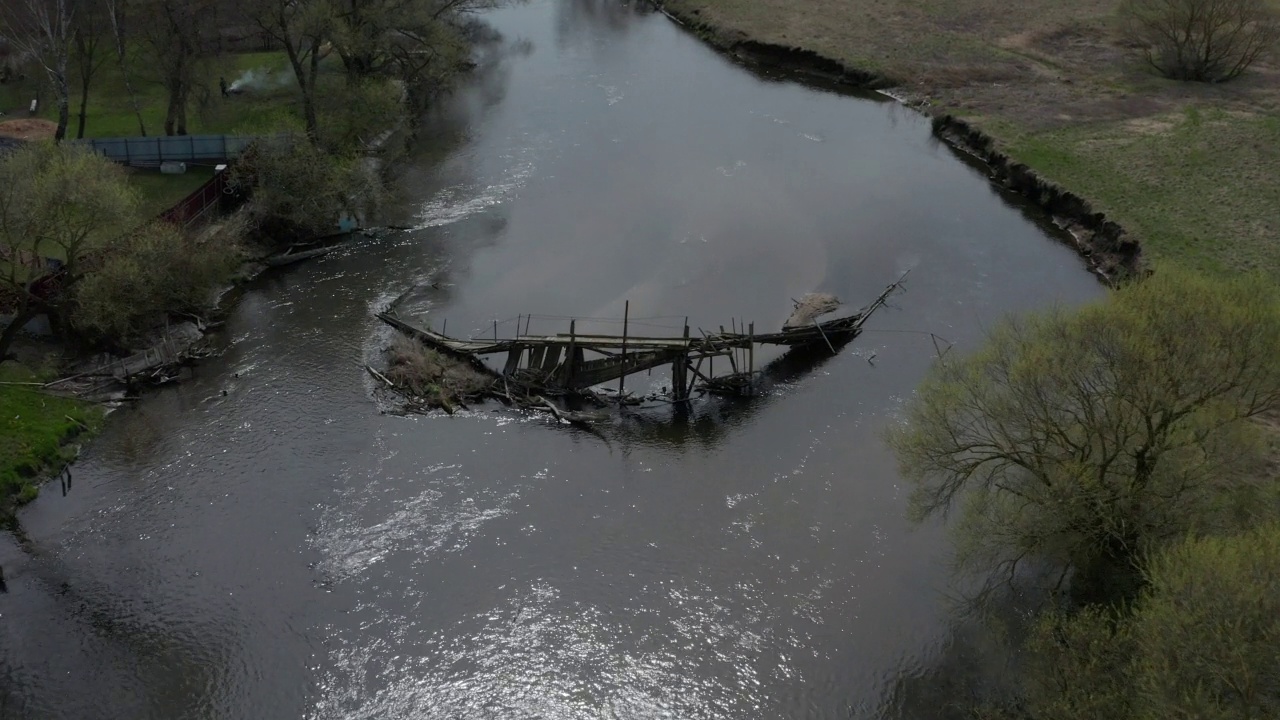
[
  {"xmin": 127, "ymin": 165, "xmax": 221, "ymax": 219},
  {"xmin": 0, "ymin": 50, "xmax": 302, "ymax": 139},
  {"xmin": 0, "ymin": 363, "xmax": 101, "ymax": 514},
  {"xmin": 664, "ymin": 0, "xmax": 1280, "ymax": 277}
]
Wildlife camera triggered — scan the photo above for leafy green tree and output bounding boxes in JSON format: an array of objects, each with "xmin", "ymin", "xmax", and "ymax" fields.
[
  {"xmin": 1131, "ymin": 526, "xmax": 1280, "ymax": 719},
  {"xmin": 228, "ymin": 134, "xmax": 382, "ymax": 241},
  {"xmin": 0, "ymin": 142, "xmax": 139, "ymax": 360},
  {"xmin": 888, "ymin": 270, "xmax": 1280, "ymax": 601},
  {"xmin": 1000, "ymin": 525, "xmax": 1280, "ymax": 720},
  {"xmin": 70, "ymin": 221, "xmax": 242, "ymax": 345}
]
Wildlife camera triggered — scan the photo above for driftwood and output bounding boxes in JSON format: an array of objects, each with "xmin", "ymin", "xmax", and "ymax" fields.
[{"xmin": 264, "ymin": 242, "xmax": 348, "ymax": 267}]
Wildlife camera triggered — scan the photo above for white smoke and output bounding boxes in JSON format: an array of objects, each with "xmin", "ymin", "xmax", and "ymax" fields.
[{"xmin": 227, "ymin": 67, "xmax": 291, "ymax": 93}]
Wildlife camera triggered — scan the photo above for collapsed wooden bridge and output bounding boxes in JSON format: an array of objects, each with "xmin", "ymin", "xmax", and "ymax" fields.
[{"xmin": 378, "ymin": 273, "xmax": 907, "ymax": 402}]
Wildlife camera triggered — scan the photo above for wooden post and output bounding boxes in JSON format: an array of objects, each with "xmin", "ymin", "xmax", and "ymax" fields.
[
  {"xmin": 618, "ymin": 300, "xmax": 629, "ymax": 403},
  {"xmin": 723, "ymin": 325, "xmax": 738, "ymax": 374},
  {"xmin": 494, "ymin": 319, "xmax": 499, "ymax": 342},
  {"xmin": 565, "ymin": 319, "xmax": 577, "ymax": 389},
  {"xmin": 748, "ymin": 322, "xmax": 755, "ymax": 376},
  {"xmin": 503, "ymin": 347, "xmax": 523, "ymax": 376},
  {"xmin": 672, "ymin": 323, "xmax": 690, "ymax": 402}
]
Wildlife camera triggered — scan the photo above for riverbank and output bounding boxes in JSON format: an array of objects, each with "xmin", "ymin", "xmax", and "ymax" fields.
[
  {"xmin": 0, "ymin": 363, "xmax": 101, "ymax": 523},
  {"xmin": 658, "ymin": 0, "xmax": 1280, "ymax": 278}
]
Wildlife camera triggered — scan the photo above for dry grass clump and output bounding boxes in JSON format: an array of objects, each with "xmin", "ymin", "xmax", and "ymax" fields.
[{"xmin": 385, "ymin": 335, "xmax": 494, "ymax": 407}]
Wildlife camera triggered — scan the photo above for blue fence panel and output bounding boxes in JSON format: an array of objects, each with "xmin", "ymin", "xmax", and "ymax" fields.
[{"xmin": 73, "ymin": 134, "xmax": 284, "ymax": 166}]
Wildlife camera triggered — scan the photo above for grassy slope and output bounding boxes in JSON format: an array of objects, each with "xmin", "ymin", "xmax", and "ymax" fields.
[
  {"xmin": 664, "ymin": 0, "xmax": 1280, "ymax": 277},
  {"xmin": 128, "ymin": 165, "xmax": 221, "ymax": 218},
  {"xmin": 0, "ymin": 364, "xmax": 101, "ymax": 511}
]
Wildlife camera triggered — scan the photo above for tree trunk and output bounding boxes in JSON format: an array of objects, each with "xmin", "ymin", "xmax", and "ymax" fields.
[
  {"xmin": 164, "ymin": 81, "xmax": 181, "ymax": 136},
  {"xmin": 53, "ymin": 69, "xmax": 71, "ymax": 143},
  {"xmin": 284, "ymin": 37, "xmax": 322, "ymax": 145},
  {"xmin": 108, "ymin": 4, "xmax": 148, "ymax": 136},
  {"xmin": 77, "ymin": 73, "xmax": 91, "ymax": 139},
  {"xmin": 305, "ymin": 42, "xmax": 321, "ymax": 144},
  {"xmin": 176, "ymin": 83, "xmax": 190, "ymax": 135},
  {"xmin": 125, "ymin": 72, "xmax": 149, "ymax": 136}
]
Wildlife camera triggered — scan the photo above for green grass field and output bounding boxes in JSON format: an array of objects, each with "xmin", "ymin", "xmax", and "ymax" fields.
[
  {"xmin": 0, "ymin": 364, "xmax": 101, "ymax": 512},
  {"xmin": 127, "ymin": 165, "xmax": 221, "ymax": 218},
  {"xmin": 0, "ymin": 51, "xmax": 300, "ymax": 139},
  {"xmin": 1006, "ymin": 110, "xmax": 1280, "ymax": 276}
]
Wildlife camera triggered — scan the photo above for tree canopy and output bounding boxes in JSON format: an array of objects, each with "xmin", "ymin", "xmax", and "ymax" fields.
[
  {"xmin": 1000, "ymin": 524, "xmax": 1280, "ymax": 720},
  {"xmin": 888, "ymin": 269, "xmax": 1280, "ymax": 600},
  {"xmin": 0, "ymin": 141, "xmax": 139, "ymax": 358}
]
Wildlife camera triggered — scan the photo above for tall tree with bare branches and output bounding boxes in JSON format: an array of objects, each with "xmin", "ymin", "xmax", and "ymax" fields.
[
  {"xmin": 130, "ymin": 0, "xmax": 219, "ymax": 135},
  {"xmin": 2, "ymin": 0, "xmax": 75, "ymax": 141},
  {"xmin": 100, "ymin": 0, "xmax": 148, "ymax": 135},
  {"xmin": 238, "ymin": 0, "xmax": 328, "ymax": 143},
  {"xmin": 71, "ymin": 0, "xmax": 110, "ymax": 138}
]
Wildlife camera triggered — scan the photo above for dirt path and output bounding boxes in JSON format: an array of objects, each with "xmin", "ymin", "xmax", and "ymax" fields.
[{"xmin": 0, "ymin": 119, "xmax": 57, "ymax": 141}]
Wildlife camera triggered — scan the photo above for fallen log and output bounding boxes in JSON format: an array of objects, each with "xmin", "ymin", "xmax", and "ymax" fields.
[{"xmin": 264, "ymin": 242, "xmax": 348, "ymax": 267}]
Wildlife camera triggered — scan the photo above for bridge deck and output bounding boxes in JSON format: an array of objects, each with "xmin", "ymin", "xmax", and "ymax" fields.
[{"xmin": 378, "ymin": 272, "xmax": 908, "ymax": 398}]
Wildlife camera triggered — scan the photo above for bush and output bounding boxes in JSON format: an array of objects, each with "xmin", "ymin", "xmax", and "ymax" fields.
[
  {"xmin": 1121, "ymin": 0, "xmax": 1280, "ymax": 82},
  {"xmin": 70, "ymin": 222, "xmax": 242, "ymax": 345},
  {"xmin": 1006, "ymin": 525, "xmax": 1280, "ymax": 720}
]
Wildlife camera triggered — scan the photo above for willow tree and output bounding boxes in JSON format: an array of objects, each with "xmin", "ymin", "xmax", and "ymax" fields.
[
  {"xmin": 0, "ymin": 142, "xmax": 139, "ymax": 359},
  {"xmin": 888, "ymin": 269, "xmax": 1280, "ymax": 601}
]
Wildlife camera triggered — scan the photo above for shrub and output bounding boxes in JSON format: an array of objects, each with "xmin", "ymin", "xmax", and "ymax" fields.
[{"xmin": 1121, "ymin": 0, "xmax": 1280, "ymax": 82}]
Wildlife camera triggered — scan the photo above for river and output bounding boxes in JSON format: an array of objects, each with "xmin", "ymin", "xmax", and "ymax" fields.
[{"xmin": 0, "ymin": 1, "xmax": 1102, "ymax": 718}]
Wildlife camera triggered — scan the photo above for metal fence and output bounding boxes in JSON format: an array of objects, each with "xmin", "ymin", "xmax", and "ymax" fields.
[
  {"xmin": 73, "ymin": 134, "xmax": 275, "ymax": 166},
  {"xmin": 158, "ymin": 168, "xmax": 236, "ymax": 228}
]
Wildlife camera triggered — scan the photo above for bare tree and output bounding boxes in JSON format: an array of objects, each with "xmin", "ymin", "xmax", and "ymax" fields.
[
  {"xmin": 131, "ymin": 0, "xmax": 218, "ymax": 135},
  {"xmin": 329, "ymin": 0, "xmax": 495, "ymax": 85},
  {"xmin": 71, "ymin": 1, "xmax": 110, "ymax": 138},
  {"xmin": 1122, "ymin": 0, "xmax": 1280, "ymax": 82},
  {"xmin": 2, "ymin": 0, "xmax": 75, "ymax": 141},
  {"xmin": 101, "ymin": 0, "xmax": 148, "ymax": 135},
  {"xmin": 239, "ymin": 0, "xmax": 328, "ymax": 143}
]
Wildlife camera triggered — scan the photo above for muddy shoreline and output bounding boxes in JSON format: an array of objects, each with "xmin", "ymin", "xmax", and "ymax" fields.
[{"xmin": 651, "ymin": 1, "xmax": 1143, "ymax": 282}]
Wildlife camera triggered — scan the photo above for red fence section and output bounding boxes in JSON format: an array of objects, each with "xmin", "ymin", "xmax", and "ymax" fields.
[{"xmin": 158, "ymin": 169, "xmax": 231, "ymax": 228}]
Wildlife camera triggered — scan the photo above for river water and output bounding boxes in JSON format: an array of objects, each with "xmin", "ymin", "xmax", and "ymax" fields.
[{"xmin": 0, "ymin": 2, "xmax": 1101, "ymax": 718}]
